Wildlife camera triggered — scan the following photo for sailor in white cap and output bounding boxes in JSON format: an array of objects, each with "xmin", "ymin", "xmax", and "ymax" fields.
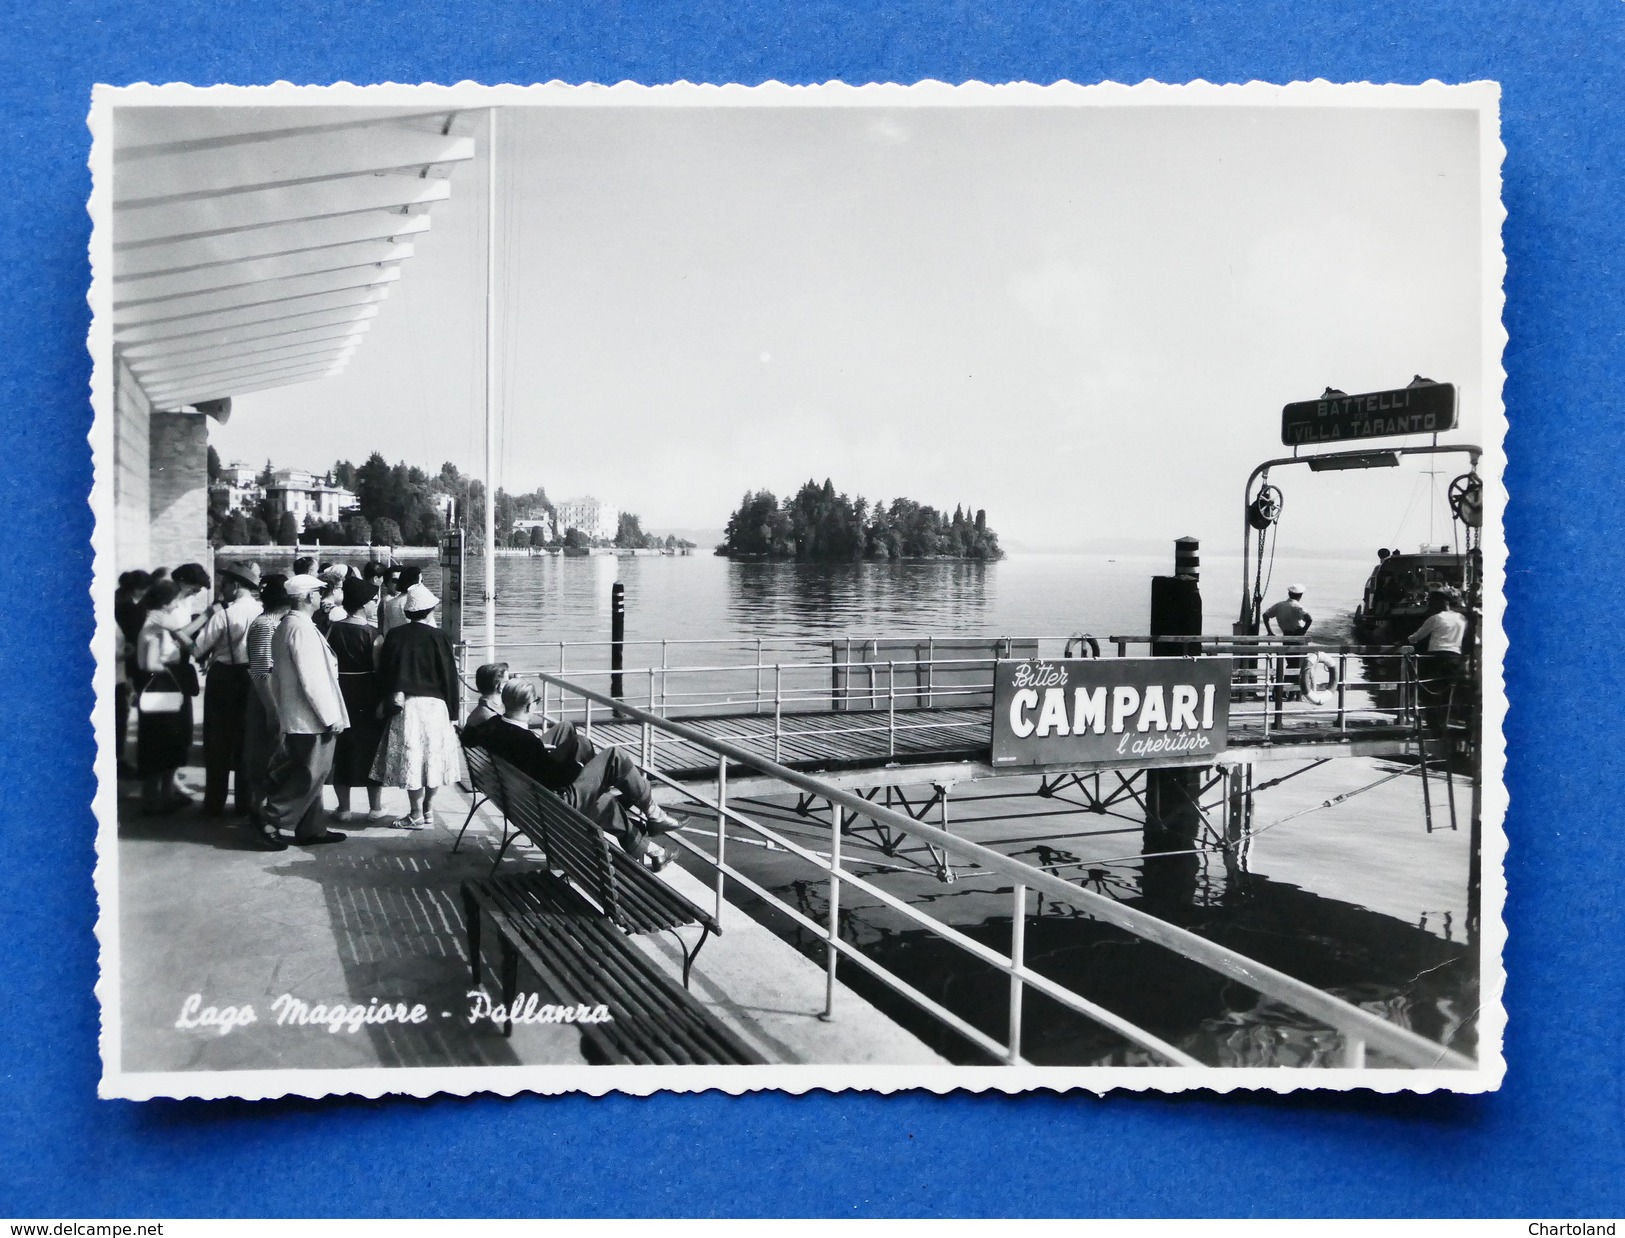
[
  {"xmin": 256, "ymin": 573, "xmax": 350, "ymax": 849},
  {"xmin": 1263, "ymin": 584, "xmax": 1314, "ymax": 638},
  {"xmin": 371, "ymin": 579, "xmax": 464, "ymax": 829}
]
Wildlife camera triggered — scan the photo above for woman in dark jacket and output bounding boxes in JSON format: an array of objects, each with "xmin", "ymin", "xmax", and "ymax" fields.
[
  {"xmin": 326, "ymin": 576, "xmax": 386, "ymax": 822},
  {"xmin": 369, "ymin": 582, "xmax": 464, "ymax": 829}
]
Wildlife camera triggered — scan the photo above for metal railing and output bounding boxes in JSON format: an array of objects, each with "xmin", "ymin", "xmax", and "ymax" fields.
[
  {"xmin": 454, "ymin": 635, "xmax": 1429, "ymax": 773},
  {"xmin": 515, "ymin": 668, "xmax": 1473, "ymax": 1071}
]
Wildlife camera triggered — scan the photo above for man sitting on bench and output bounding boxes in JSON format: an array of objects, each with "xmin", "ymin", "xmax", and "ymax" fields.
[{"xmin": 463, "ymin": 678, "xmax": 684, "ymax": 870}]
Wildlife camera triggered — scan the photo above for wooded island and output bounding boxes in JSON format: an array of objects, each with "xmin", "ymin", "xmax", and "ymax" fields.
[{"xmin": 719, "ymin": 479, "xmax": 1003, "ymax": 560}]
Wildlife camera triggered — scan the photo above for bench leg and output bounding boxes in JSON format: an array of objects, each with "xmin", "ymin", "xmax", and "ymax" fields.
[
  {"xmin": 499, "ymin": 934, "xmax": 519, "ymax": 1039},
  {"xmin": 487, "ymin": 823, "xmax": 520, "ymax": 877},
  {"xmin": 668, "ymin": 924, "xmax": 713, "ymax": 990},
  {"xmin": 462, "ymin": 885, "xmax": 482, "ymax": 989},
  {"xmin": 451, "ymin": 794, "xmax": 486, "ymax": 854}
]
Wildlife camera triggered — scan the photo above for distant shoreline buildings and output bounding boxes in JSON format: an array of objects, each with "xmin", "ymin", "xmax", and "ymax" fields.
[{"xmin": 553, "ymin": 496, "xmax": 620, "ymax": 543}]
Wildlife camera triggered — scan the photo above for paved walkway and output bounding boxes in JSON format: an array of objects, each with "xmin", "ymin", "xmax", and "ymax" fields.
[{"xmin": 112, "ymin": 760, "xmax": 942, "ymax": 1078}]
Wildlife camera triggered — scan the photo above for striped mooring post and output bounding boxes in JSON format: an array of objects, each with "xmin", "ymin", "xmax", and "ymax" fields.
[{"xmin": 1144, "ymin": 537, "xmax": 1206, "ymax": 905}]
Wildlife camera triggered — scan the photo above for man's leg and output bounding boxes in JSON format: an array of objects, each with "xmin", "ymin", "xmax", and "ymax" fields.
[
  {"xmin": 241, "ymin": 682, "xmax": 276, "ymax": 823},
  {"xmin": 263, "ymin": 733, "xmax": 324, "ymax": 839},
  {"xmin": 540, "ymin": 719, "xmax": 597, "ymax": 767},
  {"xmin": 294, "ymin": 733, "xmax": 340, "ymax": 841},
  {"xmin": 213, "ymin": 665, "xmax": 252, "ymax": 815},
  {"xmin": 201, "ymin": 670, "xmax": 232, "ymax": 812}
]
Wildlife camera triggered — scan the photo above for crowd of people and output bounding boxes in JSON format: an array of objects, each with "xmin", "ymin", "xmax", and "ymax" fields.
[
  {"xmin": 115, "ymin": 557, "xmax": 462, "ymax": 850},
  {"xmin": 114, "ymin": 556, "xmax": 682, "ymax": 866}
]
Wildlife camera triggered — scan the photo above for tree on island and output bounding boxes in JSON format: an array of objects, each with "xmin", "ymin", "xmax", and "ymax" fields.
[
  {"xmin": 721, "ymin": 480, "xmax": 1001, "ymax": 561},
  {"xmin": 343, "ymin": 514, "xmax": 372, "ymax": 546},
  {"xmin": 372, "ymin": 516, "xmax": 403, "ymax": 547},
  {"xmin": 275, "ymin": 511, "xmax": 300, "ymax": 546}
]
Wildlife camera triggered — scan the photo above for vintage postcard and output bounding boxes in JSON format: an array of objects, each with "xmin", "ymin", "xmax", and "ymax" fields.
[{"xmin": 89, "ymin": 80, "xmax": 1507, "ymax": 1100}]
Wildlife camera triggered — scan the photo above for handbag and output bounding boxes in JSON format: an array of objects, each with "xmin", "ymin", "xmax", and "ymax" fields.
[{"xmin": 138, "ymin": 670, "xmax": 186, "ymax": 715}]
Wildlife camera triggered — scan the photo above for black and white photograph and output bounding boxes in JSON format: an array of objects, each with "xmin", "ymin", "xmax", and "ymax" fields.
[{"xmin": 90, "ymin": 81, "xmax": 1506, "ymax": 1100}]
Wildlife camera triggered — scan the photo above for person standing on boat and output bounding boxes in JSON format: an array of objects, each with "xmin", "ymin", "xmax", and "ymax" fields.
[
  {"xmin": 370, "ymin": 582, "xmax": 463, "ymax": 830},
  {"xmin": 1263, "ymin": 584, "xmax": 1314, "ymax": 638},
  {"xmin": 192, "ymin": 559, "xmax": 262, "ymax": 818},
  {"xmin": 257, "ymin": 574, "xmax": 350, "ymax": 850},
  {"xmin": 1263, "ymin": 584, "xmax": 1314, "ymax": 694},
  {"xmin": 1407, "ymin": 590, "xmax": 1469, "ymax": 733}
]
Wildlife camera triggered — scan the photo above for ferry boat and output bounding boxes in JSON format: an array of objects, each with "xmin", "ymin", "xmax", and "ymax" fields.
[{"xmin": 1351, "ymin": 544, "xmax": 1482, "ymax": 644}]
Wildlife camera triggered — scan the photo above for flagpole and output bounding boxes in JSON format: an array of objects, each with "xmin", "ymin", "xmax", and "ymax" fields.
[{"xmin": 483, "ymin": 106, "xmax": 498, "ymax": 661}]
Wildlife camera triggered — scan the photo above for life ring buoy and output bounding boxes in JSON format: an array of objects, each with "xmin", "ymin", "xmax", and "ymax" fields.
[
  {"xmin": 1065, "ymin": 633, "xmax": 1101, "ymax": 659},
  {"xmin": 1300, "ymin": 651, "xmax": 1338, "ymax": 705}
]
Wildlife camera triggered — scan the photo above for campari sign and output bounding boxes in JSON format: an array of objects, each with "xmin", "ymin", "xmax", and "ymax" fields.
[{"xmin": 991, "ymin": 657, "xmax": 1233, "ymax": 769}]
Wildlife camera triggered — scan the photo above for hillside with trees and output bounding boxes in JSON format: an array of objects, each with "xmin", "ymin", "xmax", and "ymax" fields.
[
  {"xmin": 209, "ymin": 448, "xmax": 688, "ymax": 550},
  {"xmin": 720, "ymin": 479, "xmax": 1002, "ymax": 561}
]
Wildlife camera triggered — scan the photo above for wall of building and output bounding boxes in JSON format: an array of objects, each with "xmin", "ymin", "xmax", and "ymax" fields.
[
  {"xmin": 149, "ymin": 410, "xmax": 210, "ymax": 569},
  {"xmin": 114, "ymin": 357, "xmax": 152, "ymax": 570}
]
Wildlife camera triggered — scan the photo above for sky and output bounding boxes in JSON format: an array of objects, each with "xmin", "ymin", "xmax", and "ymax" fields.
[{"xmin": 213, "ymin": 98, "xmax": 1491, "ymax": 555}]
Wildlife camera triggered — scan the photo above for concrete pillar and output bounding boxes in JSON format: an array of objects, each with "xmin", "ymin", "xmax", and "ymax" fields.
[
  {"xmin": 149, "ymin": 411, "xmax": 210, "ymax": 568},
  {"xmin": 114, "ymin": 357, "xmax": 153, "ymax": 570}
]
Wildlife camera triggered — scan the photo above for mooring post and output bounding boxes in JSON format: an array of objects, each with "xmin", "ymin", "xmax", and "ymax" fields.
[
  {"xmin": 1144, "ymin": 537, "xmax": 1205, "ymax": 905},
  {"xmin": 610, "ymin": 581, "xmax": 625, "ymax": 701}
]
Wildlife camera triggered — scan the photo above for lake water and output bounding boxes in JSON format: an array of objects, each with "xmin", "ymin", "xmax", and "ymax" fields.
[
  {"xmin": 438, "ymin": 548, "xmax": 1378, "ymax": 661},
  {"xmin": 267, "ymin": 548, "xmax": 1477, "ymax": 1067}
]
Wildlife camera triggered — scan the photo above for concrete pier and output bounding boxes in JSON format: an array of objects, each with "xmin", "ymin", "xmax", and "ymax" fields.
[{"xmin": 114, "ymin": 762, "xmax": 943, "ymax": 1076}]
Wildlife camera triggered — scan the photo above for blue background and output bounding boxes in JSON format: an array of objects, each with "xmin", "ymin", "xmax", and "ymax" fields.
[{"xmin": 3, "ymin": 0, "xmax": 1620, "ymax": 1219}]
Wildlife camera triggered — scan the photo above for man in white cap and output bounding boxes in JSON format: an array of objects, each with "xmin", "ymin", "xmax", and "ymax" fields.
[
  {"xmin": 193, "ymin": 559, "xmax": 262, "ymax": 817},
  {"xmin": 1263, "ymin": 584, "xmax": 1314, "ymax": 638},
  {"xmin": 254, "ymin": 573, "xmax": 350, "ymax": 850}
]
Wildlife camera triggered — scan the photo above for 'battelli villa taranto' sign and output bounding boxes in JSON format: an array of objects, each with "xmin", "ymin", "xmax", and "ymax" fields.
[
  {"xmin": 991, "ymin": 657, "xmax": 1233, "ymax": 769},
  {"xmin": 1280, "ymin": 381, "xmax": 1457, "ymax": 447}
]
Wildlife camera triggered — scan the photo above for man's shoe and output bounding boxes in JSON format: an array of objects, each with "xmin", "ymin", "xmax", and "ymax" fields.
[
  {"xmin": 297, "ymin": 831, "xmax": 347, "ymax": 846},
  {"xmin": 251, "ymin": 824, "xmax": 289, "ymax": 851},
  {"xmin": 640, "ymin": 842, "xmax": 672, "ymax": 873},
  {"xmin": 639, "ymin": 803, "xmax": 685, "ymax": 836}
]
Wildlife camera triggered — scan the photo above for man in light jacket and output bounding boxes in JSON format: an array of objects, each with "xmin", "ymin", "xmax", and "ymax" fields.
[{"xmin": 254, "ymin": 574, "xmax": 350, "ymax": 850}]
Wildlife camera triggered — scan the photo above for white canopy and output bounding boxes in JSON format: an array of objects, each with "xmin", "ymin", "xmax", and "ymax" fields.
[{"xmin": 112, "ymin": 106, "xmax": 476, "ymax": 410}]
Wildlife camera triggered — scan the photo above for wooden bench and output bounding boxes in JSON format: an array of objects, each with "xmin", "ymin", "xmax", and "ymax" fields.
[{"xmin": 456, "ymin": 750, "xmax": 757, "ymax": 1063}]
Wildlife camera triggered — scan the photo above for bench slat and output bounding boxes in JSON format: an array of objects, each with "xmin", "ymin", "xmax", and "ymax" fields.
[
  {"xmin": 490, "ymin": 888, "xmax": 724, "ymax": 1065},
  {"xmin": 468, "ymin": 874, "xmax": 761, "ymax": 1065},
  {"xmin": 479, "ymin": 883, "xmax": 694, "ymax": 1065}
]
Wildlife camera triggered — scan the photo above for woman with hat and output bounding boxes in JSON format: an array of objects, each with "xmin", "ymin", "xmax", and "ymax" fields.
[
  {"xmin": 370, "ymin": 582, "xmax": 464, "ymax": 830},
  {"xmin": 326, "ymin": 575, "xmax": 387, "ymax": 823},
  {"xmin": 192, "ymin": 559, "xmax": 263, "ymax": 817}
]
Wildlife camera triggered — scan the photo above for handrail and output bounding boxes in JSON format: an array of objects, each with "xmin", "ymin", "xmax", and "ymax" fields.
[{"xmin": 530, "ymin": 669, "xmax": 1474, "ymax": 1070}]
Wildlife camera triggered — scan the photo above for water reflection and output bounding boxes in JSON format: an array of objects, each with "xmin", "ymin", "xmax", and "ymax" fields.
[{"xmin": 727, "ymin": 559, "xmax": 995, "ymax": 637}]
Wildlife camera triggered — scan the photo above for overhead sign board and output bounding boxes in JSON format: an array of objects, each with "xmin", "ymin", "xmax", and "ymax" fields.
[
  {"xmin": 1281, "ymin": 381, "xmax": 1456, "ymax": 448},
  {"xmin": 990, "ymin": 657, "xmax": 1233, "ymax": 770}
]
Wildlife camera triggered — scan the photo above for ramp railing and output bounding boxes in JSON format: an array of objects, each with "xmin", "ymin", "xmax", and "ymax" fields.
[
  {"xmin": 510, "ymin": 668, "xmax": 1474, "ymax": 1071},
  {"xmin": 459, "ymin": 634, "xmax": 1424, "ymax": 767}
]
